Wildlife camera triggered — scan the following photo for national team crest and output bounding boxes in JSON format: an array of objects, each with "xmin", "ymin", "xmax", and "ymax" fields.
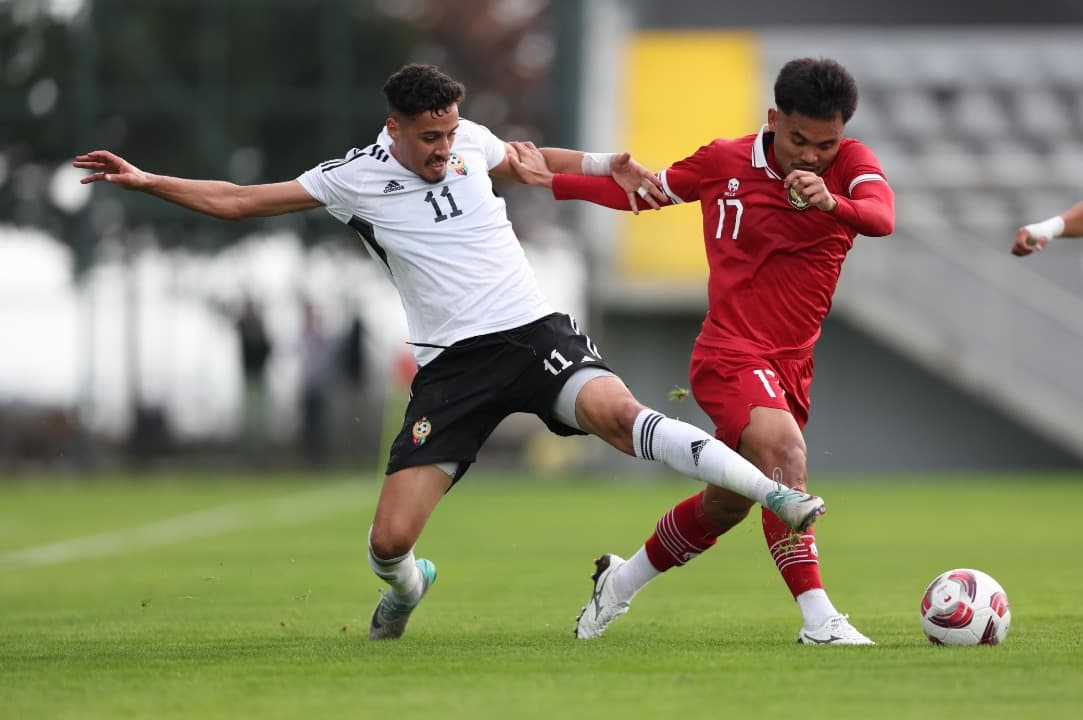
[
  {"xmin": 448, "ymin": 153, "xmax": 468, "ymax": 176},
  {"xmin": 787, "ymin": 185, "xmax": 810, "ymax": 210},
  {"xmin": 412, "ymin": 417, "xmax": 432, "ymax": 445}
]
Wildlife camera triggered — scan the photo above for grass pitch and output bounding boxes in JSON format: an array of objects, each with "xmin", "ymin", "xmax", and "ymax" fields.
[{"xmin": 1, "ymin": 471, "xmax": 1081, "ymax": 719}]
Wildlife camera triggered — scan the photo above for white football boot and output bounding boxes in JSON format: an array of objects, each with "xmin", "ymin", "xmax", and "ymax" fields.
[
  {"xmin": 797, "ymin": 614, "xmax": 875, "ymax": 645},
  {"xmin": 574, "ymin": 554, "xmax": 630, "ymax": 639}
]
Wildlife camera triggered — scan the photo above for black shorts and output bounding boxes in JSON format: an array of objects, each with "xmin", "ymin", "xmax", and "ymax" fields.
[{"xmin": 385, "ymin": 313, "xmax": 613, "ymax": 482}]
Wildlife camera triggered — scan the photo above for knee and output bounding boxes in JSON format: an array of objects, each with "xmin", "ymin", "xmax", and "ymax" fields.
[
  {"xmin": 368, "ymin": 525, "xmax": 414, "ymax": 560},
  {"xmin": 612, "ymin": 397, "xmax": 645, "ymax": 438},
  {"xmin": 612, "ymin": 398, "xmax": 648, "ymax": 455},
  {"xmin": 581, "ymin": 395, "xmax": 644, "ymax": 455},
  {"xmin": 759, "ymin": 442, "xmax": 808, "ymax": 490}
]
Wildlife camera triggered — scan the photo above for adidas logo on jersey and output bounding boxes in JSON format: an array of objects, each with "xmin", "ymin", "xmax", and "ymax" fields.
[{"xmin": 383, "ymin": 180, "xmax": 405, "ymax": 194}]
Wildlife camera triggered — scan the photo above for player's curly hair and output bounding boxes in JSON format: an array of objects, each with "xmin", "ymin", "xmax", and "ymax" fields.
[
  {"xmin": 382, "ymin": 64, "xmax": 466, "ymax": 119},
  {"xmin": 774, "ymin": 57, "xmax": 858, "ymax": 123}
]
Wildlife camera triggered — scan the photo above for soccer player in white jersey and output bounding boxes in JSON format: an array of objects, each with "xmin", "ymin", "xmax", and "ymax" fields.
[{"xmin": 74, "ymin": 64, "xmax": 825, "ymax": 641}]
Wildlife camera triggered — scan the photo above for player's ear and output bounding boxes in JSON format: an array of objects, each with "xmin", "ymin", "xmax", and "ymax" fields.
[
  {"xmin": 386, "ymin": 116, "xmax": 400, "ymax": 141},
  {"xmin": 767, "ymin": 108, "xmax": 778, "ymax": 132}
]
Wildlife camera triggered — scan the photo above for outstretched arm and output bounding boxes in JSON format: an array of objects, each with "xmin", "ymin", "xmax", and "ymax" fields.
[
  {"xmin": 500, "ymin": 141, "xmax": 666, "ymax": 214},
  {"xmin": 550, "ymin": 172, "xmax": 671, "ymax": 211},
  {"xmin": 73, "ymin": 149, "xmax": 322, "ymax": 221},
  {"xmin": 1012, "ymin": 200, "xmax": 1083, "ymax": 256}
]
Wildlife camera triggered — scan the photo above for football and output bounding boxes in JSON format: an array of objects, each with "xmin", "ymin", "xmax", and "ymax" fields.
[{"xmin": 919, "ymin": 568, "xmax": 1011, "ymax": 645}]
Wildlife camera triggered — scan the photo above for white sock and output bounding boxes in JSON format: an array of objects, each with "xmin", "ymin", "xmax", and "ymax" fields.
[
  {"xmin": 796, "ymin": 588, "xmax": 840, "ymax": 628},
  {"xmin": 612, "ymin": 546, "xmax": 660, "ymax": 603},
  {"xmin": 631, "ymin": 409, "xmax": 776, "ymax": 504},
  {"xmin": 367, "ymin": 528, "xmax": 422, "ymax": 604}
]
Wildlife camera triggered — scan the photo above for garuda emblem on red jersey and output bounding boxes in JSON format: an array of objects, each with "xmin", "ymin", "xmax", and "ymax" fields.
[
  {"xmin": 448, "ymin": 153, "xmax": 468, "ymax": 176},
  {"xmin": 787, "ymin": 185, "xmax": 810, "ymax": 211}
]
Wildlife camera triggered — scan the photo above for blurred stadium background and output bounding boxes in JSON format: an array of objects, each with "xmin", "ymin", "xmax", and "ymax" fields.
[{"xmin": 3, "ymin": 0, "xmax": 1083, "ymax": 475}]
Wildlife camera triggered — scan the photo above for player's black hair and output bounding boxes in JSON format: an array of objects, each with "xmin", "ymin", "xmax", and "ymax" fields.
[
  {"xmin": 774, "ymin": 57, "xmax": 858, "ymax": 124},
  {"xmin": 382, "ymin": 64, "xmax": 465, "ymax": 119}
]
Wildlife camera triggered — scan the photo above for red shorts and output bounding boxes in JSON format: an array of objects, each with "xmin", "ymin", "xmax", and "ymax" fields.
[{"xmin": 689, "ymin": 344, "xmax": 814, "ymax": 449}]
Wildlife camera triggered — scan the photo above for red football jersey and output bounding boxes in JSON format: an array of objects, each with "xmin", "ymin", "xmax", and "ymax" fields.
[{"xmin": 660, "ymin": 126, "xmax": 889, "ymax": 356}]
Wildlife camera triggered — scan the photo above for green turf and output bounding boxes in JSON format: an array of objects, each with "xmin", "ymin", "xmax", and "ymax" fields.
[{"xmin": 1, "ymin": 472, "xmax": 1081, "ymax": 719}]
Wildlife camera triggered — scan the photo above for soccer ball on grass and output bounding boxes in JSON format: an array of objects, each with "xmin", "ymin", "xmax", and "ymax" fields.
[{"xmin": 919, "ymin": 568, "xmax": 1011, "ymax": 646}]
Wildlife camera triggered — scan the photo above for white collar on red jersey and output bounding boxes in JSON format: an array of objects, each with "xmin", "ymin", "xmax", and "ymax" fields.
[{"xmin": 751, "ymin": 124, "xmax": 782, "ymax": 180}]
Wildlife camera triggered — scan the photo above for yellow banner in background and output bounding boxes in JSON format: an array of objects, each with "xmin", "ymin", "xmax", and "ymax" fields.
[{"xmin": 621, "ymin": 32, "xmax": 762, "ymax": 283}]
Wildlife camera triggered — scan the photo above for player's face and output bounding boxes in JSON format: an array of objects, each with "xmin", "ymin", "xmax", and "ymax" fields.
[
  {"xmin": 387, "ymin": 104, "xmax": 460, "ymax": 184},
  {"xmin": 767, "ymin": 108, "xmax": 844, "ymax": 176}
]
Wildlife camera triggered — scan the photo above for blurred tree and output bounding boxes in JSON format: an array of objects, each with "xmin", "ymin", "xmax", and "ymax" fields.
[
  {"xmin": 0, "ymin": 5, "xmax": 75, "ymax": 239},
  {"xmin": 0, "ymin": 0, "xmax": 420, "ymax": 267}
]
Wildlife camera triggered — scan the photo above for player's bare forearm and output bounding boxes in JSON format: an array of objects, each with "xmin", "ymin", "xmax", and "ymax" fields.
[
  {"xmin": 144, "ymin": 175, "xmax": 253, "ymax": 221},
  {"xmin": 1062, "ymin": 200, "xmax": 1083, "ymax": 237},
  {"xmin": 496, "ymin": 140, "xmax": 584, "ymax": 178},
  {"xmin": 538, "ymin": 147, "xmax": 586, "ymax": 174},
  {"xmin": 74, "ymin": 150, "xmax": 320, "ymax": 221},
  {"xmin": 501, "ymin": 144, "xmax": 607, "ymax": 184},
  {"xmin": 144, "ymin": 176, "xmax": 320, "ymax": 221}
]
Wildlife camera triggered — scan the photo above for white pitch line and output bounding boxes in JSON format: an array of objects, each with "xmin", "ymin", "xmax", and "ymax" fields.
[{"xmin": 0, "ymin": 482, "xmax": 373, "ymax": 570}]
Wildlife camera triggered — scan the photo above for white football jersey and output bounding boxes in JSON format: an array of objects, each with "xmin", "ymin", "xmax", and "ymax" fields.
[{"xmin": 297, "ymin": 118, "xmax": 553, "ymax": 366}]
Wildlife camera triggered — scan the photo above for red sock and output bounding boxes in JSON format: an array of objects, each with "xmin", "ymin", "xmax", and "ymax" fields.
[
  {"xmin": 762, "ymin": 506, "xmax": 823, "ymax": 597},
  {"xmin": 644, "ymin": 490, "xmax": 728, "ymax": 571}
]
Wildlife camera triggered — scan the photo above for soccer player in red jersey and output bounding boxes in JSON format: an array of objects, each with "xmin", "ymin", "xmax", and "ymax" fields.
[{"xmin": 510, "ymin": 57, "xmax": 895, "ymax": 643}]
